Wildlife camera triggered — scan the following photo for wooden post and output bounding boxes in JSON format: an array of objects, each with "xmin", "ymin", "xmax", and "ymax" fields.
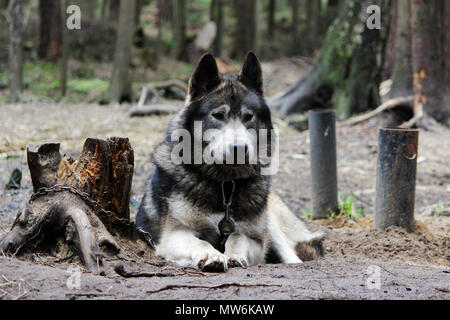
[
  {"xmin": 375, "ymin": 127, "xmax": 419, "ymax": 232},
  {"xmin": 309, "ymin": 110, "xmax": 338, "ymax": 219}
]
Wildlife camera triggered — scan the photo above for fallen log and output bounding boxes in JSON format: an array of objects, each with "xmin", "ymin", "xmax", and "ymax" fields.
[{"xmin": 0, "ymin": 138, "xmax": 151, "ymax": 274}]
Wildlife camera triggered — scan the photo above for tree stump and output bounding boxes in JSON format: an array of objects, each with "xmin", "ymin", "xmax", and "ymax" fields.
[{"xmin": 0, "ymin": 137, "xmax": 135, "ymax": 274}]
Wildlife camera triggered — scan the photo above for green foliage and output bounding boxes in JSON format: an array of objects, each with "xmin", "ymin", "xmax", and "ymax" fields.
[
  {"xmin": 328, "ymin": 195, "xmax": 365, "ymax": 222},
  {"xmin": 162, "ymin": 32, "xmax": 177, "ymax": 51},
  {"xmin": 431, "ymin": 201, "xmax": 449, "ymax": 217},
  {"xmin": 295, "ymin": 114, "xmax": 307, "ymax": 122},
  {"xmin": 0, "ymin": 71, "xmax": 9, "ymax": 88},
  {"xmin": 68, "ymin": 79, "xmax": 109, "ymax": 93},
  {"xmin": 0, "ymin": 61, "xmax": 110, "ymax": 103},
  {"xmin": 24, "ymin": 61, "xmax": 60, "ymax": 92},
  {"xmin": 74, "ymin": 65, "xmax": 95, "ymax": 79},
  {"xmin": 300, "ymin": 208, "xmax": 312, "ymax": 220}
]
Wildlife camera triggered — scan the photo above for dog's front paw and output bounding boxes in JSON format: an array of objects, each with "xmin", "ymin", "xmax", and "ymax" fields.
[
  {"xmin": 195, "ymin": 251, "xmax": 228, "ymax": 272},
  {"xmin": 227, "ymin": 256, "xmax": 248, "ymax": 269}
]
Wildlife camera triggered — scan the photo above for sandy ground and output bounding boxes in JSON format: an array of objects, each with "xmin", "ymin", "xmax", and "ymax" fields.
[
  {"xmin": 0, "ymin": 60, "xmax": 449, "ymax": 300},
  {"xmin": 0, "ymin": 256, "xmax": 448, "ymax": 300}
]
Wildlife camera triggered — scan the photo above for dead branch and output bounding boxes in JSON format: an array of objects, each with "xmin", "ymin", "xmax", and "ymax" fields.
[
  {"xmin": 129, "ymin": 103, "xmax": 182, "ymax": 117},
  {"xmin": 400, "ymin": 108, "xmax": 423, "ymax": 128},
  {"xmin": 146, "ymin": 282, "xmax": 282, "ymax": 294},
  {"xmin": 150, "ymin": 79, "xmax": 188, "ymax": 92},
  {"xmin": 343, "ymin": 96, "xmax": 413, "ymax": 126},
  {"xmin": 114, "ymin": 262, "xmax": 177, "ymax": 278}
]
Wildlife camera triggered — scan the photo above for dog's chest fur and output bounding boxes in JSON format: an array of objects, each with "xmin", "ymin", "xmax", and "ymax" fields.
[{"xmin": 168, "ymin": 191, "xmax": 269, "ymax": 250}]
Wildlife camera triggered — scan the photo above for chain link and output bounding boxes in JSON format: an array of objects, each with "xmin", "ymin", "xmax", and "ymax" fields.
[{"xmin": 29, "ymin": 184, "xmax": 155, "ymax": 249}]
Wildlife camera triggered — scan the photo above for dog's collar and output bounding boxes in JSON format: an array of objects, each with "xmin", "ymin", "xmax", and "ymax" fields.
[{"xmin": 218, "ymin": 180, "xmax": 235, "ymax": 252}]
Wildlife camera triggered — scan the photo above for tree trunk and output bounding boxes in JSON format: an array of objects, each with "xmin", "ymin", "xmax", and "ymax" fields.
[
  {"xmin": 60, "ymin": 0, "xmax": 68, "ymax": 96},
  {"xmin": 101, "ymin": 0, "xmax": 108, "ymax": 19},
  {"xmin": 109, "ymin": 0, "xmax": 120, "ymax": 22},
  {"xmin": 389, "ymin": 0, "xmax": 412, "ymax": 99},
  {"xmin": 231, "ymin": 0, "xmax": 257, "ymax": 59},
  {"xmin": 210, "ymin": 0, "xmax": 216, "ymax": 22},
  {"xmin": 155, "ymin": 0, "xmax": 163, "ymax": 62},
  {"xmin": 270, "ymin": 0, "xmax": 390, "ymax": 118},
  {"xmin": 305, "ymin": 0, "xmax": 321, "ymax": 54},
  {"xmin": 383, "ymin": 0, "xmax": 397, "ymax": 79},
  {"xmin": 1, "ymin": 0, "xmax": 9, "ymax": 9},
  {"xmin": 324, "ymin": 0, "xmax": 340, "ymax": 32},
  {"xmin": 108, "ymin": 0, "xmax": 136, "ymax": 103},
  {"xmin": 80, "ymin": 0, "xmax": 96, "ymax": 20},
  {"xmin": 213, "ymin": 0, "xmax": 224, "ymax": 57},
  {"xmin": 159, "ymin": 0, "xmax": 173, "ymax": 22},
  {"xmin": 38, "ymin": 0, "xmax": 63, "ymax": 60},
  {"xmin": 9, "ymin": 0, "xmax": 22, "ymax": 103},
  {"xmin": 290, "ymin": 0, "xmax": 299, "ymax": 55},
  {"xmin": 0, "ymin": 138, "xmax": 135, "ymax": 274},
  {"xmin": 410, "ymin": 0, "xmax": 448, "ymax": 125},
  {"xmin": 445, "ymin": 0, "xmax": 450, "ymax": 92},
  {"xmin": 135, "ymin": 0, "xmax": 142, "ymax": 25},
  {"xmin": 267, "ymin": 0, "xmax": 276, "ymax": 39},
  {"xmin": 173, "ymin": 0, "xmax": 187, "ymax": 61}
]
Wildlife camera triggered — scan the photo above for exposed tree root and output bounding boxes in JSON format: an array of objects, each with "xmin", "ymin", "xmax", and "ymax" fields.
[
  {"xmin": 0, "ymin": 138, "xmax": 135, "ymax": 274},
  {"xmin": 343, "ymin": 96, "xmax": 413, "ymax": 126}
]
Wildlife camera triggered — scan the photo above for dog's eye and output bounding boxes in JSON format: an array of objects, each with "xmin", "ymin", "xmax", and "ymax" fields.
[
  {"xmin": 243, "ymin": 113, "xmax": 254, "ymax": 123},
  {"xmin": 212, "ymin": 112, "xmax": 225, "ymax": 121}
]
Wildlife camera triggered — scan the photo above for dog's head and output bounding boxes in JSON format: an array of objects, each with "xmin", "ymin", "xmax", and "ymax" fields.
[{"xmin": 168, "ymin": 52, "xmax": 275, "ymax": 181}]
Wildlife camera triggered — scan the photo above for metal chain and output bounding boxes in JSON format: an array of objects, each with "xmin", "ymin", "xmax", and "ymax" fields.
[
  {"xmin": 29, "ymin": 184, "xmax": 155, "ymax": 249},
  {"xmin": 218, "ymin": 180, "xmax": 236, "ymax": 252}
]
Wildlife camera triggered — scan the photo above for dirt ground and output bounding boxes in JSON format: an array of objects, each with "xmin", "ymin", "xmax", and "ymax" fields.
[{"xmin": 0, "ymin": 60, "xmax": 449, "ymax": 300}]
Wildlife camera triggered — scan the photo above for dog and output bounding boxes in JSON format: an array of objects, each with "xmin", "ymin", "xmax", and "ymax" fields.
[{"xmin": 136, "ymin": 52, "xmax": 324, "ymax": 272}]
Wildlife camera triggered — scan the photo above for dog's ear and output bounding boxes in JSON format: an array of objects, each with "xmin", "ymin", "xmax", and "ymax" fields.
[
  {"xmin": 188, "ymin": 53, "xmax": 221, "ymax": 102},
  {"xmin": 239, "ymin": 52, "xmax": 263, "ymax": 96}
]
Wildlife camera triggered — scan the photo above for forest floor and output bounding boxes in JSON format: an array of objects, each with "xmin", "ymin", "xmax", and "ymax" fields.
[{"xmin": 0, "ymin": 59, "xmax": 449, "ymax": 300}]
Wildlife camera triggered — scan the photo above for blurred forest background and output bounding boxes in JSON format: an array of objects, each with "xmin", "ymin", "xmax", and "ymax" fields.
[{"xmin": 0, "ymin": 0, "xmax": 449, "ymax": 125}]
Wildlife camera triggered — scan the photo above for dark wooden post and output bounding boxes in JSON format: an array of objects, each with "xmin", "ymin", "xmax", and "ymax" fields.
[
  {"xmin": 309, "ymin": 110, "xmax": 338, "ymax": 219},
  {"xmin": 375, "ymin": 127, "xmax": 419, "ymax": 231}
]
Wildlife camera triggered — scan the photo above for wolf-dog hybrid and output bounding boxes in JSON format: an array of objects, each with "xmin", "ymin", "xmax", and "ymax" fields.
[{"xmin": 136, "ymin": 52, "xmax": 324, "ymax": 272}]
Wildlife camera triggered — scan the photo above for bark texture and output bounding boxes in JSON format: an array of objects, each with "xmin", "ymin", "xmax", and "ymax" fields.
[
  {"xmin": 383, "ymin": 0, "xmax": 397, "ymax": 79},
  {"xmin": 445, "ymin": 0, "xmax": 450, "ymax": 92},
  {"xmin": 305, "ymin": 0, "xmax": 322, "ymax": 54},
  {"xmin": 173, "ymin": 0, "xmax": 187, "ymax": 60},
  {"xmin": 290, "ymin": 0, "xmax": 299, "ymax": 55},
  {"xmin": 213, "ymin": 0, "xmax": 224, "ymax": 57},
  {"xmin": 267, "ymin": 0, "xmax": 276, "ymax": 39},
  {"xmin": 390, "ymin": 0, "xmax": 412, "ymax": 98},
  {"xmin": 38, "ymin": 0, "xmax": 62, "ymax": 60},
  {"xmin": 231, "ymin": 0, "xmax": 257, "ymax": 58},
  {"xmin": 109, "ymin": 0, "xmax": 120, "ymax": 22},
  {"xmin": 410, "ymin": 0, "xmax": 448, "ymax": 124},
  {"xmin": 9, "ymin": 0, "xmax": 22, "ymax": 102},
  {"xmin": 108, "ymin": 0, "xmax": 136, "ymax": 103}
]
